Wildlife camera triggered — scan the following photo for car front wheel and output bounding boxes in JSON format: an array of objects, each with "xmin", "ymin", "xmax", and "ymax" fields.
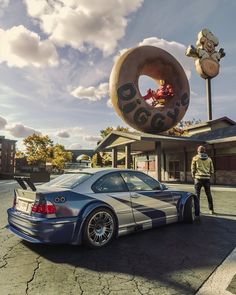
[{"xmin": 83, "ymin": 208, "xmax": 116, "ymax": 248}]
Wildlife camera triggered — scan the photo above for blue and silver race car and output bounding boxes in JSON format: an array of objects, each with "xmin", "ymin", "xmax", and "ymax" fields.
[{"xmin": 7, "ymin": 168, "xmax": 198, "ymax": 248}]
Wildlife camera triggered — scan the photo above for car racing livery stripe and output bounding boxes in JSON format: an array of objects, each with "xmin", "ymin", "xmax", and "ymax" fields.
[
  {"xmin": 138, "ymin": 191, "xmax": 176, "ymax": 204},
  {"xmin": 111, "ymin": 196, "xmax": 166, "ymax": 227}
]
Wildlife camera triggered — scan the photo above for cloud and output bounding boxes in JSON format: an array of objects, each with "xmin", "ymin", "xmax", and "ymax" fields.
[
  {"xmin": 114, "ymin": 37, "xmax": 193, "ymax": 79},
  {"xmin": 0, "ymin": 25, "xmax": 58, "ymax": 68},
  {"xmin": 54, "ymin": 127, "xmax": 82, "ymax": 139},
  {"xmin": 5, "ymin": 123, "xmax": 41, "ymax": 138},
  {"xmin": 138, "ymin": 37, "xmax": 193, "ymax": 79},
  {"xmin": 84, "ymin": 135, "xmax": 101, "ymax": 142},
  {"xmin": 24, "ymin": 0, "xmax": 143, "ymax": 55},
  {"xmin": 57, "ymin": 130, "xmax": 70, "ymax": 138},
  {"xmin": 0, "ymin": 0, "xmax": 9, "ymax": 17},
  {"xmin": 68, "ymin": 143, "xmax": 82, "ymax": 150},
  {"xmin": 0, "ymin": 115, "xmax": 7, "ymax": 130},
  {"xmin": 71, "ymin": 82, "xmax": 109, "ymax": 101},
  {"xmin": 107, "ymin": 98, "xmax": 113, "ymax": 108}
]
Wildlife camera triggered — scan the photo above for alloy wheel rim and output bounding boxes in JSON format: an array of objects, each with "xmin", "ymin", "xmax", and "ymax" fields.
[{"xmin": 87, "ymin": 211, "xmax": 114, "ymax": 246}]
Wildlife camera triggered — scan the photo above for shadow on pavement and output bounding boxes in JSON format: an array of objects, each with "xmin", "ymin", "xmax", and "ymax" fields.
[{"xmin": 24, "ymin": 215, "xmax": 236, "ymax": 295}]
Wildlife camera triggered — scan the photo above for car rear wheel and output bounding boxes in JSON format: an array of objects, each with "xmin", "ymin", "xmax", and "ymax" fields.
[
  {"xmin": 83, "ymin": 208, "xmax": 116, "ymax": 248},
  {"xmin": 183, "ymin": 197, "xmax": 195, "ymax": 223}
]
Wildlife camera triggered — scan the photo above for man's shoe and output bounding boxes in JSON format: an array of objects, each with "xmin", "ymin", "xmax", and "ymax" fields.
[
  {"xmin": 209, "ymin": 210, "xmax": 215, "ymax": 215},
  {"xmin": 195, "ymin": 216, "xmax": 201, "ymax": 222}
]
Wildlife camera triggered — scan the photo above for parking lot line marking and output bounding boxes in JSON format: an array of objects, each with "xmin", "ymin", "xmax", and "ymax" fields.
[{"xmin": 196, "ymin": 247, "xmax": 236, "ymax": 295}]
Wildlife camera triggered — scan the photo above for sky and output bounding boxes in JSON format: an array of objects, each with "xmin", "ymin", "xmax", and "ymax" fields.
[{"xmin": 0, "ymin": 0, "xmax": 236, "ymax": 151}]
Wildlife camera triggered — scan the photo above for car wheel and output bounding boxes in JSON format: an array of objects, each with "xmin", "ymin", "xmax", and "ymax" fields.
[
  {"xmin": 83, "ymin": 208, "xmax": 116, "ymax": 248},
  {"xmin": 183, "ymin": 197, "xmax": 195, "ymax": 223}
]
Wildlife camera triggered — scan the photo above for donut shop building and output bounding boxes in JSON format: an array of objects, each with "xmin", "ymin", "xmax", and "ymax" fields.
[{"xmin": 95, "ymin": 117, "xmax": 236, "ymax": 185}]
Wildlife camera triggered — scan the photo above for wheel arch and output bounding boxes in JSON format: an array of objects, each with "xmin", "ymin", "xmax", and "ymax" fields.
[
  {"xmin": 178, "ymin": 193, "xmax": 198, "ymax": 221},
  {"xmin": 72, "ymin": 200, "xmax": 119, "ymax": 245}
]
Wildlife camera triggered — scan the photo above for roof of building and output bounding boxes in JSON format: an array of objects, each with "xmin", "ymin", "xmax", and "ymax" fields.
[
  {"xmin": 184, "ymin": 116, "xmax": 236, "ymax": 131},
  {"xmin": 95, "ymin": 130, "xmax": 203, "ymax": 152},
  {"xmin": 94, "ymin": 117, "xmax": 236, "ymax": 152},
  {"xmin": 191, "ymin": 124, "xmax": 236, "ymax": 142},
  {"xmin": 67, "ymin": 149, "xmax": 95, "ymax": 158},
  {"xmin": 0, "ymin": 136, "xmax": 17, "ymax": 143}
]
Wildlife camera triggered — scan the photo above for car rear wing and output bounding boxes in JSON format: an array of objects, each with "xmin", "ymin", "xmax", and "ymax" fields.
[{"xmin": 14, "ymin": 176, "xmax": 37, "ymax": 191}]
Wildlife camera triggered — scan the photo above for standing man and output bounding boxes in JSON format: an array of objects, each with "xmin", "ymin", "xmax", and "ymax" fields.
[{"xmin": 191, "ymin": 145, "xmax": 215, "ymax": 216}]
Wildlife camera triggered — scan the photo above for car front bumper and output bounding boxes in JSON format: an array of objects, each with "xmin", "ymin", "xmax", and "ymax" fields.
[{"xmin": 7, "ymin": 208, "xmax": 80, "ymax": 244}]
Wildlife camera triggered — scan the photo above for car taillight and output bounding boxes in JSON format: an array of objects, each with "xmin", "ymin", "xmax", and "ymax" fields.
[{"xmin": 32, "ymin": 201, "xmax": 56, "ymax": 214}]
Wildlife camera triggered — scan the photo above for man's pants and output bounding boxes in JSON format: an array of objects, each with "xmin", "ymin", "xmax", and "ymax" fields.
[{"xmin": 194, "ymin": 178, "xmax": 214, "ymax": 216}]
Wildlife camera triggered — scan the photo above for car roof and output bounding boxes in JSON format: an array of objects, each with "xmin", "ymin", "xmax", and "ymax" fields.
[{"xmin": 64, "ymin": 167, "xmax": 136, "ymax": 175}]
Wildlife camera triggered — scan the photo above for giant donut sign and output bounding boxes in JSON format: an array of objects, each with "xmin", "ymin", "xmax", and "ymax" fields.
[{"xmin": 109, "ymin": 46, "xmax": 190, "ymax": 134}]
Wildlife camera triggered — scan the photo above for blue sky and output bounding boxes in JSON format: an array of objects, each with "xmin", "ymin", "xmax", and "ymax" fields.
[{"xmin": 0, "ymin": 0, "xmax": 235, "ymax": 150}]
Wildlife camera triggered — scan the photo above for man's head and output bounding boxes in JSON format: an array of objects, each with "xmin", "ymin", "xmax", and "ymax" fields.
[{"xmin": 197, "ymin": 145, "xmax": 206, "ymax": 153}]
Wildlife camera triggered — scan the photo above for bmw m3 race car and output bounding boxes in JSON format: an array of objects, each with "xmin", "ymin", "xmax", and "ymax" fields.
[{"xmin": 7, "ymin": 168, "xmax": 198, "ymax": 248}]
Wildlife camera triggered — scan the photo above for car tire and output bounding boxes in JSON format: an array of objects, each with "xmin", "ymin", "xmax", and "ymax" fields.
[
  {"xmin": 82, "ymin": 207, "xmax": 116, "ymax": 248},
  {"xmin": 183, "ymin": 197, "xmax": 195, "ymax": 223}
]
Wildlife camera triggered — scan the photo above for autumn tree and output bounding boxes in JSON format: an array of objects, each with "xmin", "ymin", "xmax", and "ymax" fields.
[
  {"xmin": 22, "ymin": 134, "xmax": 72, "ymax": 171},
  {"xmin": 50, "ymin": 144, "xmax": 72, "ymax": 171},
  {"xmin": 91, "ymin": 153, "xmax": 102, "ymax": 168},
  {"xmin": 15, "ymin": 150, "xmax": 26, "ymax": 159},
  {"xmin": 100, "ymin": 125, "xmax": 129, "ymax": 138},
  {"xmin": 23, "ymin": 134, "xmax": 53, "ymax": 165},
  {"xmin": 164, "ymin": 119, "xmax": 202, "ymax": 136}
]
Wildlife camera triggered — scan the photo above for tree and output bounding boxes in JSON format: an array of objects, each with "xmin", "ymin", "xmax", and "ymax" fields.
[
  {"xmin": 23, "ymin": 134, "xmax": 53, "ymax": 165},
  {"xmin": 50, "ymin": 144, "xmax": 72, "ymax": 171},
  {"xmin": 100, "ymin": 125, "xmax": 129, "ymax": 138},
  {"xmin": 164, "ymin": 119, "xmax": 202, "ymax": 136},
  {"xmin": 91, "ymin": 153, "xmax": 102, "ymax": 168},
  {"xmin": 15, "ymin": 150, "xmax": 26, "ymax": 159},
  {"xmin": 22, "ymin": 134, "xmax": 72, "ymax": 171}
]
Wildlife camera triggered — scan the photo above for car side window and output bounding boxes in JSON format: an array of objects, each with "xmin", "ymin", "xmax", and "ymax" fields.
[
  {"xmin": 92, "ymin": 172, "xmax": 127, "ymax": 193},
  {"xmin": 121, "ymin": 172, "xmax": 161, "ymax": 191}
]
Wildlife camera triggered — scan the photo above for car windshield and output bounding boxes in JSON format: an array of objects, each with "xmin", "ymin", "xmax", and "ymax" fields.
[{"xmin": 45, "ymin": 173, "xmax": 93, "ymax": 189}]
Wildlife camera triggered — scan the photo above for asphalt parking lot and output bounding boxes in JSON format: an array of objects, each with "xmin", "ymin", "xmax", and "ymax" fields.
[{"xmin": 0, "ymin": 180, "xmax": 235, "ymax": 295}]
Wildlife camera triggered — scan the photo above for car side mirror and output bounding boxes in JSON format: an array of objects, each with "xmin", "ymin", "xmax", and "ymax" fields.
[{"xmin": 160, "ymin": 183, "xmax": 168, "ymax": 190}]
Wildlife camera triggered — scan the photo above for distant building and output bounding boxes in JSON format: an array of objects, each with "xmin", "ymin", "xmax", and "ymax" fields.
[
  {"xmin": 0, "ymin": 136, "xmax": 17, "ymax": 179},
  {"xmin": 68, "ymin": 149, "xmax": 95, "ymax": 162},
  {"xmin": 95, "ymin": 117, "xmax": 236, "ymax": 185},
  {"xmin": 65, "ymin": 149, "xmax": 95, "ymax": 170}
]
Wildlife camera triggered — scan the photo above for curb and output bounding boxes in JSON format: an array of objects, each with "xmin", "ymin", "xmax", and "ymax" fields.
[{"xmin": 196, "ymin": 247, "xmax": 236, "ymax": 295}]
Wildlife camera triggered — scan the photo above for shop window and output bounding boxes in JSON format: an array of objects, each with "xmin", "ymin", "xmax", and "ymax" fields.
[
  {"xmin": 215, "ymin": 155, "xmax": 236, "ymax": 171},
  {"xmin": 169, "ymin": 161, "xmax": 180, "ymax": 179}
]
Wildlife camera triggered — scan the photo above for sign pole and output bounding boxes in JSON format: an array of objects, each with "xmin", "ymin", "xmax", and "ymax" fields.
[
  {"xmin": 206, "ymin": 78, "xmax": 212, "ymax": 121},
  {"xmin": 185, "ymin": 28, "xmax": 225, "ymax": 122}
]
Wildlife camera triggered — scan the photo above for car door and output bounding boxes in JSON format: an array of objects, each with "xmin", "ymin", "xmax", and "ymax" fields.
[
  {"xmin": 120, "ymin": 171, "xmax": 178, "ymax": 230},
  {"xmin": 91, "ymin": 172, "xmax": 136, "ymax": 236}
]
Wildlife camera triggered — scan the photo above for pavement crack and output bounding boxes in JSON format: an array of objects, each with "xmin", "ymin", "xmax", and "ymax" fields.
[
  {"xmin": 0, "ymin": 240, "xmax": 22, "ymax": 269},
  {"xmin": 25, "ymin": 256, "xmax": 40, "ymax": 295},
  {"xmin": 73, "ymin": 267, "xmax": 84, "ymax": 294},
  {"xmin": 0, "ymin": 253, "xmax": 8, "ymax": 268},
  {"xmin": 133, "ymin": 278, "xmax": 145, "ymax": 295}
]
